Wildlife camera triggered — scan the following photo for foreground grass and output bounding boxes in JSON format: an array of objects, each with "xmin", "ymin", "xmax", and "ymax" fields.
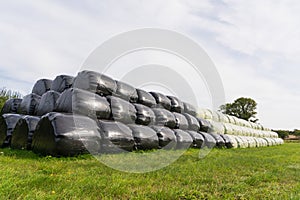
[{"xmin": 0, "ymin": 144, "xmax": 299, "ymax": 200}]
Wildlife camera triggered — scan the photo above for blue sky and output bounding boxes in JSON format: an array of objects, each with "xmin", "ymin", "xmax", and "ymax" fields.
[{"xmin": 0, "ymin": 0, "xmax": 299, "ymax": 130}]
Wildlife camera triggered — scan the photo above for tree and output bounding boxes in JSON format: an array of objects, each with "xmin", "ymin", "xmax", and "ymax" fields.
[
  {"xmin": 273, "ymin": 130, "xmax": 290, "ymax": 139},
  {"xmin": 0, "ymin": 88, "xmax": 22, "ymax": 110},
  {"xmin": 219, "ymin": 97, "xmax": 258, "ymax": 122},
  {"xmin": 292, "ymin": 129, "xmax": 300, "ymax": 136}
]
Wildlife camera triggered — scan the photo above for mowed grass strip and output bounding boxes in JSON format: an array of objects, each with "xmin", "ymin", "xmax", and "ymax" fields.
[{"xmin": 0, "ymin": 143, "xmax": 299, "ymax": 200}]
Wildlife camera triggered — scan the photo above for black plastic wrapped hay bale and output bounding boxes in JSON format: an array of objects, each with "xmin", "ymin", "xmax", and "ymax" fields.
[
  {"xmin": 134, "ymin": 104, "xmax": 155, "ymax": 125},
  {"xmin": 51, "ymin": 75, "xmax": 74, "ymax": 93},
  {"xmin": 18, "ymin": 93, "xmax": 41, "ymax": 115},
  {"xmin": 55, "ymin": 88, "xmax": 111, "ymax": 119},
  {"xmin": 128, "ymin": 124, "xmax": 159, "ymax": 150},
  {"xmin": 199, "ymin": 132, "xmax": 216, "ymax": 149},
  {"xmin": 11, "ymin": 116, "xmax": 40, "ymax": 150},
  {"xmin": 0, "ymin": 114, "xmax": 23, "ymax": 147},
  {"xmin": 1, "ymin": 98, "xmax": 22, "ymax": 115},
  {"xmin": 167, "ymin": 96, "xmax": 184, "ymax": 113},
  {"xmin": 173, "ymin": 112, "xmax": 189, "ymax": 130},
  {"xmin": 32, "ymin": 79, "xmax": 53, "ymax": 96},
  {"xmin": 136, "ymin": 89, "xmax": 156, "ymax": 107},
  {"xmin": 36, "ymin": 90, "xmax": 60, "ymax": 116},
  {"xmin": 73, "ymin": 70, "xmax": 117, "ymax": 96},
  {"xmin": 183, "ymin": 102, "xmax": 197, "ymax": 117},
  {"xmin": 150, "ymin": 92, "xmax": 171, "ymax": 110},
  {"xmin": 107, "ymin": 96, "xmax": 136, "ymax": 124},
  {"xmin": 220, "ymin": 134, "xmax": 234, "ymax": 148},
  {"xmin": 151, "ymin": 126, "xmax": 176, "ymax": 149},
  {"xmin": 173, "ymin": 129, "xmax": 193, "ymax": 149},
  {"xmin": 197, "ymin": 118, "xmax": 211, "ymax": 133},
  {"xmin": 32, "ymin": 112, "xmax": 101, "ymax": 156},
  {"xmin": 186, "ymin": 131, "xmax": 204, "ymax": 148},
  {"xmin": 114, "ymin": 81, "xmax": 138, "ymax": 103},
  {"xmin": 152, "ymin": 108, "xmax": 176, "ymax": 129},
  {"xmin": 208, "ymin": 133, "xmax": 226, "ymax": 148},
  {"xmin": 98, "ymin": 120, "xmax": 135, "ymax": 153},
  {"xmin": 183, "ymin": 113, "xmax": 200, "ymax": 131}
]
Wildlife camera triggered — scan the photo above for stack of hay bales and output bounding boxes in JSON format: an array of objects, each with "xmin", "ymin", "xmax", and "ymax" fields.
[{"xmin": 0, "ymin": 70, "xmax": 283, "ymax": 157}]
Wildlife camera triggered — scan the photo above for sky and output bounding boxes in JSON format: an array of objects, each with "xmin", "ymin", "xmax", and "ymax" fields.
[{"xmin": 0, "ymin": 0, "xmax": 299, "ymax": 130}]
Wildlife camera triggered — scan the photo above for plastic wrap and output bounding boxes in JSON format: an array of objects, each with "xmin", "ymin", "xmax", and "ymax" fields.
[
  {"xmin": 223, "ymin": 135, "xmax": 238, "ymax": 148},
  {"xmin": 11, "ymin": 116, "xmax": 40, "ymax": 150},
  {"xmin": 151, "ymin": 126, "xmax": 176, "ymax": 149},
  {"xmin": 220, "ymin": 134, "xmax": 235, "ymax": 148},
  {"xmin": 32, "ymin": 79, "xmax": 53, "ymax": 96},
  {"xmin": 107, "ymin": 96, "xmax": 136, "ymax": 124},
  {"xmin": 73, "ymin": 70, "xmax": 116, "ymax": 96},
  {"xmin": 150, "ymin": 92, "xmax": 171, "ymax": 110},
  {"xmin": 209, "ymin": 133, "xmax": 226, "ymax": 148},
  {"xmin": 197, "ymin": 118, "xmax": 211, "ymax": 133},
  {"xmin": 0, "ymin": 114, "xmax": 23, "ymax": 147},
  {"xmin": 32, "ymin": 112, "xmax": 101, "ymax": 156},
  {"xmin": 167, "ymin": 96, "xmax": 184, "ymax": 113},
  {"xmin": 36, "ymin": 90, "xmax": 60, "ymax": 116},
  {"xmin": 183, "ymin": 113, "xmax": 200, "ymax": 131},
  {"xmin": 183, "ymin": 102, "xmax": 197, "ymax": 117},
  {"xmin": 55, "ymin": 88, "xmax": 111, "ymax": 119},
  {"xmin": 152, "ymin": 108, "xmax": 176, "ymax": 128},
  {"xmin": 18, "ymin": 93, "xmax": 41, "ymax": 115},
  {"xmin": 98, "ymin": 120, "xmax": 135, "ymax": 153},
  {"xmin": 200, "ymin": 132, "xmax": 216, "ymax": 149},
  {"xmin": 128, "ymin": 124, "xmax": 159, "ymax": 150},
  {"xmin": 1, "ymin": 98, "xmax": 22, "ymax": 114},
  {"xmin": 134, "ymin": 103, "xmax": 155, "ymax": 125},
  {"xmin": 186, "ymin": 131, "xmax": 204, "ymax": 148},
  {"xmin": 114, "ymin": 81, "xmax": 138, "ymax": 103},
  {"xmin": 51, "ymin": 75, "xmax": 74, "ymax": 93},
  {"xmin": 173, "ymin": 112, "xmax": 189, "ymax": 130},
  {"xmin": 173, "ymin": 129, "xmax": 193, "ymax": 149},
  {"xmin": 136, "ymin": 89, "xmax": 156, "ymax": 107}
]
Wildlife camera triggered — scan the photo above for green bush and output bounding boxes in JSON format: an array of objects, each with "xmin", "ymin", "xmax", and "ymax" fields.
[{"xmin": 0, "ymin": 88, "xmax": 22, "ymax": 110}]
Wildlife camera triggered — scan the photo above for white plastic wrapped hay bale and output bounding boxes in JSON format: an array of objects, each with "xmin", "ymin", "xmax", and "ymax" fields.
[
  {"xmin": 236, "ymin": 118, "xmax": 244, "ymax": 126},
  {"xmin": 270, "ymin": 131, "xmax": 279, "ymax": 138},
  {"xmin": 250, "ymin": 128, "xmax": 260, "ymax": 137},
  {"xmin": 264, "ymin": 131, "xmax": 271, "ymax": 138},
  {"xmin": 257, "ymin": 130, "xmax": 264, "ymax": 138},
  {"xmin": 240, "ymin": 127, "xmax": 249, "ymax": 136},
  {"xmin": 223, "ymin": 123, "xmax": 234, "ymax": 135},
  {"xmin": 217, "ymin": 112, "xmax": 229, "ymax": 123},
  {"xmin": 248, "ymin": 137, "xmax": 257, "ymax": 148},
  {"xmin": 196, "ymin": 108, "xmax": 206, "ymax": 119},
  {"xmin": 203, "ymin": 109, "xmax": 213, "ymax": 120},
  {"xmin": 250, "ymin": 122, "xmax": 259, "ymax": 130},
  {"xmin": 225, "ymin": 134, "xmax": 238, "ymax": 148},
  {"xmin": 211, "ymin": 111, "xmax": 220, "ymax": 122},
  {"xmin": 275, "ymin": 138, "xmax": 284, "ymax": 145},
  {"xmin": 236, "ymin": 136, "xmax": 248, "ymax": 148},
  {"xmin": 255, "ymin": 138, "xmax": 262, "ymax": 147},
  {"xmin": 208, "ymin": 120, "xmax": 225, "ymax": 134},
  {"xmin": 244, "ymin": 127, "xmax": 252, "ymax": 137},
  {"xmin": 227, "ymin": 115, "xmax": 236, "ymax": 124},
  {"xmin": 261, "ymin": 138, "xmax": 268, "ymax": 147},
  {"xmin": 245, "ymin": 121, "xmax": 252, "ymax": 128},
  {"xmin": 263, "ymin": 138, "xmax": 273, "ymax": 146},
  {"xmin": 235, "ymin": 125, "xmax": 245, "ymax": 136},
  {"xmin": 253, "ymin": 137, "xmax": 260, "ymax": 147}
]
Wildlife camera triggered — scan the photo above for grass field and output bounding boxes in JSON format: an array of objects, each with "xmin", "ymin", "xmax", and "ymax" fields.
[{"xmin": 0, "ymin": 143, "xmax": 299, "ymax": 200}]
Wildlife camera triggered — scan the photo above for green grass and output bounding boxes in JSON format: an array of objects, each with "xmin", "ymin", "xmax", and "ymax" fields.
[{"xmin": 0, "ymin": 143, "xmax": 299, "ymax": 200}]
